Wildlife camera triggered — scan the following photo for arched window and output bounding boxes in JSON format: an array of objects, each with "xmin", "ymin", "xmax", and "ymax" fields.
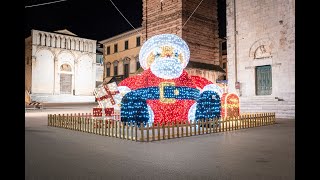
[
  {"xmin": 254, "ymin": 45, "xmax": 272, "ymax": 59},
  {"xmin": 40, "ymin": 33, "xmax": 45, "ymax": 46},
  {"xmin": 51, "ymin": 36, "xmax": 56, "ymax": 48},
  {"xmin": 61, "ymin": 38, "xmax": 66, "ymax": 49},
  {"xmin": 89, "ymin": 43, "xmax": 93, "ymax": 52},
  {"xmin": 70, "ymin": 39, "xmax": 75, "ymax": 50},
  {"xmin": 60, "ymin": 64, "xmax": 72, "ymax": 72},
  {"xmin": 123, "ymin": 57, "xmax": 130, "ymax": 78},
  {"xmin": 135, "ymin": 56, "xmax": 140, "ymax": 70},
  {"xmin": 84, "ymin": 42, "xmax": 88, "ymax": 52},
  {"xmin": 36, "ymin": 33, "xmax": 41, "ymax": 45},
  {"xmin": 76, "ymin": 40, "xmax": 79, "ymax": 50},
  {"xmin": 46, "ymin": 35, "xmax": 51, "ymax": 47},
  {"xmin": 113, "ymin": 61, "xmax": 118, "ymax": 76},
  {"xmin": 106, "ymin": 62, "xmax": 111, "ymax": 77},
  {"xmin": 66, "ymin": 38, "xmax": 71, "ymax": 49},
  {"xmin": 56, "ymin": 36, "xmax": 60, "ymax": 48}
]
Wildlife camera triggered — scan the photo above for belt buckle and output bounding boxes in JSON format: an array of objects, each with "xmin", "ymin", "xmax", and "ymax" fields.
[{"xmin": 159, "ymin": 82, "xmax": 176, "ymax": 103}]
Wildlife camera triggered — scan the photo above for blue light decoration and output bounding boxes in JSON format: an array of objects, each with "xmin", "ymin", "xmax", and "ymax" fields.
[
  {"xmin": 195, "ymin": 91, "xmax": 221, "ymax": 121},
  {"xmin": 120, "ymin": 86, "xmax": 200, "ymax": 126},
  {"xmin": 120, "ymin": 90, "xmax": 149, "ymax": 127}
]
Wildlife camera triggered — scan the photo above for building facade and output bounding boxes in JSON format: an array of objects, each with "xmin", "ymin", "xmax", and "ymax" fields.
[
  {"xmin": 25, "ymin": 29, "xmax": 97, "ymax": 102},
  {"xmin": 226, "ymin": 0, "xmax": 295, "ymax": 118},
  {"xmin": 99, "ymin": 28, "xmax": 143, "ymax": 84}
]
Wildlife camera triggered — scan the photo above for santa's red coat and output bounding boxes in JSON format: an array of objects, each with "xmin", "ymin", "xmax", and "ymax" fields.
[{"xmin": 119, "ymin": 69, "xmax": 212, "ymax": 124}]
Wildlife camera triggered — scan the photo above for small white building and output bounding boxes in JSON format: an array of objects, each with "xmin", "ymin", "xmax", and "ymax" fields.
[{"xmin": 25, "ymin": 29, "xmax": 97, "ymax": 103}]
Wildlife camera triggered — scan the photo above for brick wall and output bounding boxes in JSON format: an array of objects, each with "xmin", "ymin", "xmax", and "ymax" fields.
[{"xmin": 142, "ymin": 0, "xmax": 219, "ymax": 65}]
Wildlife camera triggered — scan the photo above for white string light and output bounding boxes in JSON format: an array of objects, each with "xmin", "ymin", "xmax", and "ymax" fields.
[
  {"xmin": 25, "ymin": 0, "xmax": 67, "ymax": 8},
  {"xmin": 182, "ymin": 0, "xmax": 205, "ymax": 28},
  {"xmin": 108, "ymin": 0, "xmax": 143, "ymax": 37}
]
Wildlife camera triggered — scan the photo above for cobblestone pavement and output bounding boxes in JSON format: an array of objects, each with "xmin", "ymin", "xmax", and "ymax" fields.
[{"xmin": 25, "ymin": 103, "xmax": 295, "ymax": 180}]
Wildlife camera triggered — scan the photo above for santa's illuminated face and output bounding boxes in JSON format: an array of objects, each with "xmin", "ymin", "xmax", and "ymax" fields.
[{"xmin": 139, "ymin": 34, "xmax": 190, "ymax": 79}]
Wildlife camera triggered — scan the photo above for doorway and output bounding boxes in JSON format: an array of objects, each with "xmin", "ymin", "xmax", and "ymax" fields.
[
  {"xmin": 255, "ymin": 65, "xmax": 272, "ymax": 95},
  {"xmin": 60, "ymin": 74, "xmax": 72, "ymax": 94}
]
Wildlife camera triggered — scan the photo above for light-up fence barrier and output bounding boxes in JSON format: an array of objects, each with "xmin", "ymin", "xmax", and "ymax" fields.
[{"xmin": 48, "ymin": 113, "xmax": 276, "ymax": 142}]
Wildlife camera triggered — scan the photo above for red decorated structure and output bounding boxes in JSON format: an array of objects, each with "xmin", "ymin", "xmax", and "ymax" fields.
[
  {"xmin": 221, "ymin": 93, "xmax": 240, "ymax": 118},
  {"xmin": 118, "ymin": 34, "xmax": 223, "ymax": 126},
  {"xmin": 93, "ymin": 82, "xmax": 121, "ymax": 118}
]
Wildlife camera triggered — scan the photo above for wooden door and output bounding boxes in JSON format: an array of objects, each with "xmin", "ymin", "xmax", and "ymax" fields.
[
  {"xmin": 256, "ymin": 65, "xmax": 272, "ymax": 95},
  {"xmin": 60, "ymin": 74, "xmax": 72, "ymax": 94}
]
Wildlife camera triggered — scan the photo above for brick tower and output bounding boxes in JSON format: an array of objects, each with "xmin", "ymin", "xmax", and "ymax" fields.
[{"xmin": 141, "ymin": 0, "xmax": 220, "ymax": 65}]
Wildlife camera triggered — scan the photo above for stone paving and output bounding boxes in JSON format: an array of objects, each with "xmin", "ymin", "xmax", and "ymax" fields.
[{"xmin": 25, "ymin": 103, "xmax": 295, "ymax": 180}]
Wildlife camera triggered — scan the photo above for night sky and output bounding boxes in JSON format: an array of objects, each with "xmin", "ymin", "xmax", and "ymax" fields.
[{"xmin": 25, "ymin": 0, "xmax": 226, "ymax": 41}]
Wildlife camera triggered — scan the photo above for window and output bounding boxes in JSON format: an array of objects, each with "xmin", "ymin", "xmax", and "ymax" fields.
[
  {"xmin": 107, "ymin": 68, "xmax": 110, "ymax": 77},
  {"xmin": 223, "ymin": 62, "xmax": 226, "ymax": 69},
  {"xmin": 107, "ymin": 46, "xmax": 110, "ymax": 55},
  {"xmin": 114, "ymin": 44, "xmax": 118, "ymax": 53},
  {"xmin": 96, "ymin": 55, "xmax": 103, "ymax": 64},
  {"xmin": 105, "ymin": 62, "xmax": 111, "ymax": 77},
  {"xmin": 114, "ymin": 65, "xmax": 118, "ymax": 76},
  {"xmin": 125, "ymin": 40, "xmax": 129, "ymax": 50},
  {"xmin": 136, "ymin": 37, "xmax": 141, "ymax": 47},
  {"xmin": 124, "ymin": 64, "xmax": 129, "ymax": 78},
  {"xmin": 136, "ymin": 61, "xmax": 140, "ymax": 70},
  {"xmin": 60, "ymin": 64, "xmax": 71, "ymax": 72}
]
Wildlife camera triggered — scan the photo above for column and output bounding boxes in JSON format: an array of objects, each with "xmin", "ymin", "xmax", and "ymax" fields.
[
  {"xmin": 56, "ymin": 36, "xmax": 61, "ymax": 48},
  {"xmin": 53, "ymin": 56, "xmax": 59, "ymax": 95},
  {"xmin": 51, "ymin": 35, "xmax": 56, "ymax": 48},
  {"xmin": 61, "ymin": 38, "xmax": 65, "ymax": 49},
  {"xmin": 46, "ymin": 34, "xmax": 51, "ymax": 47},
  {"xmin": 40, "ymin": 33, "xmax": 45, "ymax": 46}
]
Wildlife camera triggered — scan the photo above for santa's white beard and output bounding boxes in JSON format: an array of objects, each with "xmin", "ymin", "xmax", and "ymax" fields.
[{"xmin": 150, "ymin": 58, "xmax": 183, "ymax": 79}]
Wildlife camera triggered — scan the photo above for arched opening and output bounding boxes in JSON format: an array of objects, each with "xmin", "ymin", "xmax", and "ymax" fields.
[
  {"xmin": 123, "ymin": 57, "xmax": 130, "ymax": 78},
  {"xmin": 60, "ymin": 63, "xmax": 73, "ymax": 94}
]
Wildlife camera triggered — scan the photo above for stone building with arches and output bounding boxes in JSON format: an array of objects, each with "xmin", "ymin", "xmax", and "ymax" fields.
[
  {"xmin": 226, "ymin": 0, "xmax": 295, "ymax": 118},
  {"xmin": 25, "ymin": 29, "xmax": 97, "ymax": 102}
]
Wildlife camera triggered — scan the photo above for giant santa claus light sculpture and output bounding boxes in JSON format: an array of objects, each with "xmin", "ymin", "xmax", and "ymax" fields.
[{"xmin": 118, "ymin": 34, "xmax": 223, "ymax": 126}]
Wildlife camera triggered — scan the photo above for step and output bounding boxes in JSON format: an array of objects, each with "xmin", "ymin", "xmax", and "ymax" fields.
[
  {"xmin": 240, "ymin": 109, "xmax": 295, "ymax": 113},
  {"xmin": 240, "ymin": 109, "xmax": 295, "ymax": 119},
  {"xmin": 30, "ymin": 94, "xmax": 95, "ymax": 103},
  {"xmin": 240, "ymin": 96, "xmax": 294, "ymax": 102},
  {"xmin": 240, "ymin": 105, "xmax": 295, "ymax": 110},
  {"xmin": 240, "ymin": 102, "xmax": 295, "ymax": 106}
]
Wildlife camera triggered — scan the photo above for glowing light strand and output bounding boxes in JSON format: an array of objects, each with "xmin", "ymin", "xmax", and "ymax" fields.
[{"xmin": 120, "ymin": 86, "xmax": 200, "ymax": 126}]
